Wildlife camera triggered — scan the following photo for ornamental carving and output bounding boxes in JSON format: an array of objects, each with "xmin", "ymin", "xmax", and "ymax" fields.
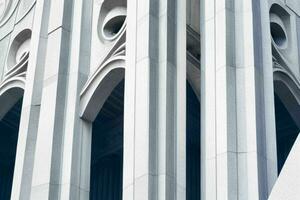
[
  {"xmin": 270, "ymin": 3, "xmax": 300, "ymax": 83},
  {"xmin": 98, "ymin": 0, "xmax": 126, "ymax": 42},
  {"xmin": 2, "ymin": 29, "xmax": 31, "ymax": 86},
  {"xmin": 0, "ymin": 0, "xmax": 19, "ymax": 27}
]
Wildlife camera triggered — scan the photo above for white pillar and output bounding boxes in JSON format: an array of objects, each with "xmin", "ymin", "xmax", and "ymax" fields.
[
  {"xmin": 253, "ymin": 0, "xmax": 278, "ymax": 196},
  {"xmin": 30, "ymin": 0, "xmax": 74, "ymax": 199},
  {"xmin": 11, "ymin": 0, "xmax": 51, "ymax": 199},
  {"xmin": 176, "ymin": 0, "xmax": 187, "ymax": 199},
  {"xmin": 200, "ymin": 0, "xmax": 276, "ymax": 199},
  {"xmin": 123, "ymin": 0, "xmax": 186, "ymax": 199},
  {"xmin": 58, "ymin": 0, "xmax": 92, "ymax": 199}
]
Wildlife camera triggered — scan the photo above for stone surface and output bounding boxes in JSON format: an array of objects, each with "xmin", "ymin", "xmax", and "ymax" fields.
[
  {"xmin": 286, "ymin": 0, "xmax": 300, "ymax": 16},
  {"xmin": 0, "ymin": 0, "xmax": 298, "ymax": 200}
]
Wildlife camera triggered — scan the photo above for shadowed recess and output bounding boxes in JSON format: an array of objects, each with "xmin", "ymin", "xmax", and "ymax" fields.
[
  {"xmin": 186, "ymin": 82, "xmax": 200, "ymax": 200},
  {"xmin": 274, "ymin": 93, "xmax": 300, "ymax": 174},
  {"xmin": 90, "ymin": 80, "xmax": 124, "ymax": 200},
  {"xmin": 0, "ymin": 98, "xmax": 23, "ymax": 200}
]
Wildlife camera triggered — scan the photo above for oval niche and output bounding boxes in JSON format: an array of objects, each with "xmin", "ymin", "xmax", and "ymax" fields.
[
  {"xmin": 98, "ymin": 0, "xmax": 127, "ymax": 42},
  {"xmin": 7, "ymin": 29, "xmax": 32, "ymax": 70}
]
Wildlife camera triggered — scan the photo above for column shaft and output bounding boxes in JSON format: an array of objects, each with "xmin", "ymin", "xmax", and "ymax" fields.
[
  {"xmin": 252, "ymin": 0, "xmax": 278, "ymax": 196},
  {"xmin": 200, "ymin": 0, "xmax": 275, "ymax": 199},
  {"xmin": 124, "ymin": 0, "xmax": 186, "ymax": 199},
  {"xmin": 11, "ymin": 0, "xmax": 51, "ymax": 199},
  {"xmin": 30, "ymin": 0, "xmax": 73, "ymax": 199},
  {"xmin": 58, "ymin": 0, "xmax": 92, "ymax": 199}
]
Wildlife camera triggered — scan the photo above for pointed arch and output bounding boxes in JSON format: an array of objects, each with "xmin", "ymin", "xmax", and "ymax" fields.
[
  {"xmin": 273, "ymin": 70, "xmax": 300, "ymax": 174},
  {"xmin": 80, "ymin": 56, "xmax": 125, "ymax": 122}
]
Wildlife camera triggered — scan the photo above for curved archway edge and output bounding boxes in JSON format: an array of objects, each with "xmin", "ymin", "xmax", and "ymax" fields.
[
  {"xmin": 80, "ymin": 57, "xmax": 125, "ymax": 122},
  {"xmin": 273, "ymin": 70, "xmax": 300, "ymax": 128},
  {"xmin": 0, "ymin": 77, "xmax": 25, "ymax": 120}
]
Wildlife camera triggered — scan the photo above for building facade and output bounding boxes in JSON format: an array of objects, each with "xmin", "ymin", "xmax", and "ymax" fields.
[{"xmin": 0, "ymin": 0, "xmax": 299, "ymax": 199}]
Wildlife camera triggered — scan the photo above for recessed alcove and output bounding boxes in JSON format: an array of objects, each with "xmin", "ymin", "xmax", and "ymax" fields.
[
  {"xmin": 269, "ymin": 4, "xmax": 290, "ymax": 50},
  {"xmin": 102, "ymin": 7, "xmax": 126, "ymax": 40},
  {"xmin": 90, "ymin": 80, "xmax": 124, "ymax": 200},
  {"xmin": 186, "ymin": 82, "xmax": 200, "ymax": 200},
  {"xmin": 186, "ymin": 0, "xmax": 201, "ymax": 197},
  {"xmin": 7, "ymin": 29, "xmax": 31, "ymax": 70},
  {"xmin": 274, "ymin": 80, "xmax": 300, "ymax": 175},
  {"xmin": 0, "ymin": 98, "xmax": 23, "ymax": 200},
  {"xmin": 270, "ymin": 22, "xmax": 287, "ymax": 48}
]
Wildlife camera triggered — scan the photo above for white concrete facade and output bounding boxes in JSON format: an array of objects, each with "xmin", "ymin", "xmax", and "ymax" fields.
[{"xmin": 0, "ymin": 0, "xmax": 298, "ymax": 200}]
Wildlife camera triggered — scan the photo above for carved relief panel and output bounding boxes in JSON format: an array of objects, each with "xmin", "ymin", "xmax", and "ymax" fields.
[
  {"xmin": 0, "ymin": 0, "xmax": 35, "ymax": 88},
  {"xmin": 90, "ymin": 0, "xmax": 126, "ymax": 74},
  {"xmin": 270, "ymin": 1, "xmax": 300, "ymax": 81}
]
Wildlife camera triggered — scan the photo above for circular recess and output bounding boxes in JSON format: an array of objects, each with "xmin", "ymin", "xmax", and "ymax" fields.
[
  {"xmin": 98, "ymin": 0, "xmax": 127, "ymax": 42},
  {"xmin": 7, "ymin": 29, "xmax": 32, "ymax": 70},
  {"xmin": 15, "ymin": 38, "xmax": 30, "ymax": 63},
  {"xmin": 269, "ymin": 5, "xmax": 290, "ymax": 50},
  {"xmin": 101, "ymin": 7, "xmax": 126, "ymax": 41},
  {"xmin": 271, "ymin": 22, "xmax": 287, "ymax": 48}
]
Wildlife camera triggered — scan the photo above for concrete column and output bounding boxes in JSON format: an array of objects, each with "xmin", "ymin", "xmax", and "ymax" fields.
[
  {"xmin": 200, "ymin": 1, "xmax": 237, "ymax": 198},
  {"xmin": 11, "ymin": 0, "xmax": 51, "ymax": 199},
  {"xmin": 58, "ymin": 0, "xmax": 92, "ymax": 199},
  {"xmin": 30, "ymin": 0, "xmax": 74, "ymax": 199},
  {"xmin": 123, "ymin": 0, "xmax": 186, "ymax": 199},
  {"xmin": 176, "ymin": 0, "xmax": 187, "ymax": 199},
  {"xmin": 200, "ymin": 0, "xmax": 276, "ymax": 199},
  {"xmin": 252, "ymin": 0, "xmax": 278, "ymax": 197}
]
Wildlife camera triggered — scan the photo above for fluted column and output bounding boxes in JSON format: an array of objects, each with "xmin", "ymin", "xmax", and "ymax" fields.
[
  {"xmin": 58, "ymin": 0, "xmax": 92, "ymax": 199},
  {"xmin": 11, "ymin": 0, "xmax": 51, "ymax": 199},
  {"xmin": 200, "ymin": 0, "xmax": 276, "ymax": 199},
  {"xmin": 123, "ymin": 0, "xmax": 186, "ymax": 199},
  {"xmin": 30, "ymin": 0, "xmax": 74, "ymax": 199},
  {"xmin": 253, "ymin": 0, "xmax": 278, "ymax": 196}
]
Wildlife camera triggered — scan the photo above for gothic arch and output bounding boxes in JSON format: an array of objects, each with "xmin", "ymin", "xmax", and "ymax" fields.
[
  {"xmin": 80, "ymin": 56, "xmax": 125, "ymax": 122},
  {"xmin": 0, "ymin": 78, "xmax": 25, "ymax": 120},
  {"xmin": 273, "ymin": 69, "xmax": 300, "ymax": 128},
  {"xmin": 273, "ymin": 70, "xmax": 300, "ymax": 174},
  {"xmin": 273, "ymin": 70, "xmax": 300, "ymax": 106},
  {"xmin": 186, "ymin": 80, "xmax": 200, "ymax": 200},
  {"xmin": 0, "ymin": 79, "xmax": 24, "ymax": 199},
  {"xmin": 79, "ymin": 56, "xmax": 126, "ymax": 200}
]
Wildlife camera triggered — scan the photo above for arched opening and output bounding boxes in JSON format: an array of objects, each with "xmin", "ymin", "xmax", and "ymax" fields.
[
  {"xmin": 0, "ymin": 92, "xmax": 23, "ymax": 199},
  {"xmin": 274, "ymin": 80, "xmax": 300, "ymax": 175},
  {"xmin": 89, "ymin": 79, "xmax": 124, "ymax": 200},
  {"xmin": 186, "ymin": 81, "xmax": 200, "ymax": 200}
]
